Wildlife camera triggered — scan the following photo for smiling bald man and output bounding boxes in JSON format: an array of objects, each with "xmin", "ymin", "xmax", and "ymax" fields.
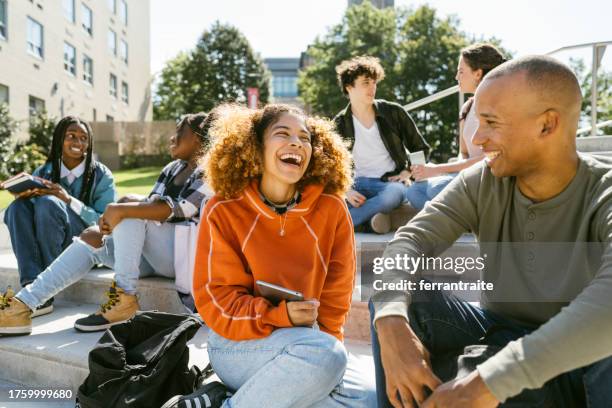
[{"xmin": 369, "ymin": 55, "xmax": 612, "ymax": 408}]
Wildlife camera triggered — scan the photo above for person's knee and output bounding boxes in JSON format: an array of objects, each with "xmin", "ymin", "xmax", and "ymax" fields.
[
  {"xmin": 379, "ymin": 183, "xmax": 404, "ymax": 209},
  {"xmin": 34, "ymin": 195, "xmax": 66, "ymax": 218},
  {"xmin": 113, "ymin": 217, "xmax": 145, "ymax": 233},
  {"xmin": 79, "ymin": 226, "xmax": 104, "ymax": 248},
  {"xmin": 4, "ymin": 198, "xmax": 30, "ymax": 220},
  {"xmin": 290, "ymin": 333, "xmax": 348, "ymax": 385}
]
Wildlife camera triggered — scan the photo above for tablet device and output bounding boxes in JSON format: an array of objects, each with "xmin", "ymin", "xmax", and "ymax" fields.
[{"xmin": 256, "ymin": 280, "xmax": 304, "ymax": 304}]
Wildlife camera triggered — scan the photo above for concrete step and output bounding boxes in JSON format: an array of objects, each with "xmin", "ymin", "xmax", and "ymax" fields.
[
  {"xmin": 0, "ymin": 230, "xmax": 480, "ymax": 343},
  {"xmin": 0, "ymin": 301, "xmax": 374, "ymax": 403}
]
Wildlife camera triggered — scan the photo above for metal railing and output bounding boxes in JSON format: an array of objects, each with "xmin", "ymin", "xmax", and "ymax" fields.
[{"xmin": 403, "ymin": 41, "xmax": 612, "ymax": 137}]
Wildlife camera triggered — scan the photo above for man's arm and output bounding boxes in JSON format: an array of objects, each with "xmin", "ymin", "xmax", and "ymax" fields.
[
  {"xmin": 371, "ymin": 168, "xmax": 481, "ymax": 406},
  {"xmin": 371, "ymin": 168, "xmax": 480, "ymax": 322}
]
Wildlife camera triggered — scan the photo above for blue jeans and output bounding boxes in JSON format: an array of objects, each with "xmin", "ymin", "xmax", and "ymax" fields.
[
  {"xmin": 348, "ymin": 177, "xmax": 404, "ymax": 227},
  {"xmin": 403, "ymin": 174, "xmax": 456, "ymax": 211},
  {"xmin": 16, "ymin": 219, "xmax": 176, "ymax": 310},
  {"xmin": 369, "ymin": 290, "xmax": 612, "ymax": 407},
  {"xmin": 207, "ymin": 328, "xmax": 377, "ymax": 408},
  {"xmin": 4, "ymin": 195, "xmax": 87, "ymax": 286}
]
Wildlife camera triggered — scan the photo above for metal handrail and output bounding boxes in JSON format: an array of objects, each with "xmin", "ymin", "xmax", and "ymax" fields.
[
  {"xmin": 403, "ymin": 40, "xmax": 611, "ymax": 137},
  {"xmin": 404, "ymin": 85, "xmax": 459, "ymax": 111},
  {"xmin": 577, "ymin": 120, "xmax": 612, "ymax": 135}
]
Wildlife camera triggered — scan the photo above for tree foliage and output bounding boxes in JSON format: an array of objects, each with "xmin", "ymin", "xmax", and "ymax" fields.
[
  {"xmin": 28, "ymin": 110, "xmax": 56, "ymax": 156},
  {"xmin": 299, "ymin": 2, "xmax": 508, "ymax": 161},
  {"xmin": 570, "ymin": 58, "xmax": 612, "ymax": 136},
  {"xmin": 0, "ymin": 103, "xmax": 18, "ymax": 179},
  {"xmin": 154, "ymin": 22, "xmax": 271, "ymax": 120}
]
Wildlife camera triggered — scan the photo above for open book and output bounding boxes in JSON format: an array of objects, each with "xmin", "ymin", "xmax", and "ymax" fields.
[{"xmin": 0, "ymin": 173, "xmax": 48, "ymax": 194}]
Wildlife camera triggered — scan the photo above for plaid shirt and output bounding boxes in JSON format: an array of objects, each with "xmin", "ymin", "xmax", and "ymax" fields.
[{"xmin": 148, "ymin": 160, "xmax": 211, "ymax": 223}]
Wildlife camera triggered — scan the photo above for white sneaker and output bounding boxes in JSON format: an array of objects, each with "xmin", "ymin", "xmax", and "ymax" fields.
[{"xmin": 369, "ymin": 213, "xmax": 391, "ymax": 234}]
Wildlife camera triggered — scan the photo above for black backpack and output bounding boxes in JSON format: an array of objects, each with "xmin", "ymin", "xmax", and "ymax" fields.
[{"xmin": 76, "ymin": 311, "xmax": 208, "ymax": 408}]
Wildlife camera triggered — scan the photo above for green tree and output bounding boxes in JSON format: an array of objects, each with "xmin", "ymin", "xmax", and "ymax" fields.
[
  {"xmin": 298, "ymin": 1, "xmax": 398, "ymax": 116},
  {"xmin": 27, "ymin": 110, "xmax": 56, "ymax": 156},
  {"xmin": 570, "ymin": 58, "xmax": 612, "ymax": 136},
  {"xmin": 299, "ymin": 2, "xmax": 508, "ymax": 161},
  {"xmin": 0, "ymin": 103, "xmax": 18, "ymax": 179},
  {"xmin": 154, "ymin": 22, "xmax": 271, "ymax": 120}
]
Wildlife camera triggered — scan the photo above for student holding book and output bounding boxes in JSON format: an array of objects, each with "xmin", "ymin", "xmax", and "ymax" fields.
[
  {"xmin": 166, "ymin": 104, "xmax": 375, "ymax": 408},
  {"xmin": 0, "ymin": 112, "xmax": 213, "ymax": 336},
  {"xmin": 2, "ymin": 116, "xmax": 116, "ymax": 316}
]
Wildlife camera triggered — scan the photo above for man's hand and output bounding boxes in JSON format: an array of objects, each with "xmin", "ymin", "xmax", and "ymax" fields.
[
  {"xmin": 98, "ymin": 203, "xmax": 125, "ymax": 235},
  {"xmin": 39, "ymin": 180, "xmax": 72, "ymax": 203},
  {"xmin": 422, "ymin": 370, "xmax": 500, "ymax": 408},
  {"xmin": 411, "ymin": 164, "xmax": 441, "ymax": 181},
  {"xmin": 376, "ymin": 316, "xmax": 442, "ymax": 407},
  {"xmin": 346, "ymin": 189, "xmax": 366, "ymax": 208},
  {"xmin": 287, "ymin": 299, "xmax": 320, "ymax": 326},
  {"xmin": 388, "ymin": 170, "xmax": 412, "ymax": 185}
]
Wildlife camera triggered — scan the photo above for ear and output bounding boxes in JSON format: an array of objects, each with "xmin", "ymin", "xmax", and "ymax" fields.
[
  {"xmin": 475, "ymin": 69, "xmax": 484, "ymax": 82},
  {"xmin": 539, "ymin": 109, "xmax": 560, "ymax": 138}
]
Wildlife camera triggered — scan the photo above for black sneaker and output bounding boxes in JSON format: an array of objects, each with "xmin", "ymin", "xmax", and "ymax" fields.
[
  {"xmin": 161, "ymin": 382, "xmax": 232, "ymax": 408},
  {"xmin": 31, "ymin": 297, "xmax": 54, "ymax": 318}
]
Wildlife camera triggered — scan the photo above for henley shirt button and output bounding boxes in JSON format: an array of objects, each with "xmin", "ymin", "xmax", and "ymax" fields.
[
  {"xmin": 528, "ymin": 211, "xmax": 536, "ymax": 220},
  {"xmin": 528, "ymin": 252, "xmax": 535, "ymax": 261},
  {"xmin": 528, "ymin": 232, "xmax": 535, "ymax": 240}
]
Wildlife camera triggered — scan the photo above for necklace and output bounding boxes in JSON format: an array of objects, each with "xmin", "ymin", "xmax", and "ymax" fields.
[
  {"xmin": 279, "ymin": 213, "xmax": 288, "ymax": 237},
  {"xmin": 259, "ymin": 191, "xmax": 301, "ymax": 237}
]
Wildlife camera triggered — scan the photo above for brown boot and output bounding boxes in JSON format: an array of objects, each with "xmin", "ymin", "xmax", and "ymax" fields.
[
  {"xmin": 0, "ymin": 287, "xmax": 33, "ymax": 336},
  {"xmin": 73, "ymin": 282, "xmax": 139, "ymax": 332}
]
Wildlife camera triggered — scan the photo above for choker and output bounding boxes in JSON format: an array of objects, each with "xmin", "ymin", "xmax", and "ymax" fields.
[{"xmin": 260, "ymin": 191, "xmax": 301, "ymax": 215}]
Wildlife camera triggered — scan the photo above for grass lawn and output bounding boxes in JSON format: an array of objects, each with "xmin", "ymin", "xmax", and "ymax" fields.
[{"xmin": 0, "ymin": 166, "xmax": 163, "ymax": 211}]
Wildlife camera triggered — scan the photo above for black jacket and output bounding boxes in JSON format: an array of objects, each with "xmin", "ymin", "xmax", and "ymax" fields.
[{"xmin": 333, "ymin": 99, "xmax": 431, "ymax": 178}]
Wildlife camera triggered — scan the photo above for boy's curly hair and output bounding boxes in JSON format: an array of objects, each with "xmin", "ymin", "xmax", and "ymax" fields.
[
  {"xmin": 202, "ymin": 104, "xmax": 353, "ymax": 200},
  {"xmin": 336, "ymin": 55, "xmax": 385, "ymax": 96}
]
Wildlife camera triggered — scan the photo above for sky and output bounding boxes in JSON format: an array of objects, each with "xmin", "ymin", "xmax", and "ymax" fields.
[{"xmin": 150, "ymin": 0, "xmax": 612, "ymax": 75}]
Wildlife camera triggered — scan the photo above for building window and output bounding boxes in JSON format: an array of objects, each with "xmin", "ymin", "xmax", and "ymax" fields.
[
  {"xmin": 0, "ymin": 84, "xmax": 8, "ymax": 105},
  {"xmin": 119, "ymin": 0, "xmax": 127, "ymax": 25},
  {"xmin": 109, "ymin": 73, "xmax": 117, "ymax": 98},
  {"xmin": 107, "ymin": 29, "xmax": 116, "ymax": 55},
  {"xmin": 63, "ymin": 42, "xmax": 76, "ymax": 76},
  {"xmin": 0, "ymin": 0, "xmax": 7, "ymax": 40},
  {"xmin": 119, "ymin": 40, "xmax": 128, "ymax": 64},
  {"xmin": 83, "ymin": 54, "xmax": 93, "ymax": 85},
  {"xmin": 121, "ymin": 81, "xmax": 128, "ymax": 104},
  {"xmin": 272, "ymin": 76, "xmax": 298, "ymax": 98},
  {"xmin": 106, "ymin": 114, "xmax": 114, "ymax": 122},
  {"xmin": 107, "ymin": 0, "xmax": 116, "ymax": 14},
  {"xmin": 29, "ymin": 95, "xmax": 45, "ymax": 118},
  {"xmin": 27, "ymin": 17, "xmax": 44, "ymax": 58},
  {"xmin": 63, "ymin": 0, "xmax": 75, "ymax": 23},
  {"xmin": 81, "ymin": 3, "xmax": 93, "ymax": 36}
]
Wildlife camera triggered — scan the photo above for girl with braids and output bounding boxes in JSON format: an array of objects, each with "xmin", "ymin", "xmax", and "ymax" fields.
[
  {"xmin": 163, "ymin": 104, "xmax": 375, "ymax": 408},
  {"xmin": 3, "ymin": 116, "xmax": 115, "ymax": 315},
  {"xmin": 404, "ymin": 43, "xmax": 507, "ymax": 210},
  {"xmin": 0, "ymin": 112, "xmax": 213, "ymax": 336}
]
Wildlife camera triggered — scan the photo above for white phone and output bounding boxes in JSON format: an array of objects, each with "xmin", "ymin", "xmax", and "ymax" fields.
[
  {"xmin": 256, "ymin": 280, "xmax": 304, "ymax": 304},
  {"xmin": 409, "ymin": 150, "xmax": 426, "ymax": 166}
]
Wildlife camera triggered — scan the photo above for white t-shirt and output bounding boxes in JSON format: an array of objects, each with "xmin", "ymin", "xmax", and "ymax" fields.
[
  {"xmin": 462, "ymin": 106, "xmax": 483, "ymax": 159},
  {"xmin": 352, "ymin": 115, "xmax": 396, "ymax": 178}
]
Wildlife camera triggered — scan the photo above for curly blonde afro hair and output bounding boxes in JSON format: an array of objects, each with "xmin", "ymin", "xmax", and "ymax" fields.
[{"xmin": 202, "ymin": 104, "xmax": 353, "ymax": 200}]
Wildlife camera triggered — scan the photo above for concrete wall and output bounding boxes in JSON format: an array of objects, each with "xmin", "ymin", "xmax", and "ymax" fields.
[{"xmin": 91, "ymin": 120, "xmax": 174, "ymax": 170}]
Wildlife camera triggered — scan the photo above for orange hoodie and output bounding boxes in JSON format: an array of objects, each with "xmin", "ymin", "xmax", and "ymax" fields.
[{"xmin": 193, "ymin": 180, "xmax": 355, "ymax": 342}]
